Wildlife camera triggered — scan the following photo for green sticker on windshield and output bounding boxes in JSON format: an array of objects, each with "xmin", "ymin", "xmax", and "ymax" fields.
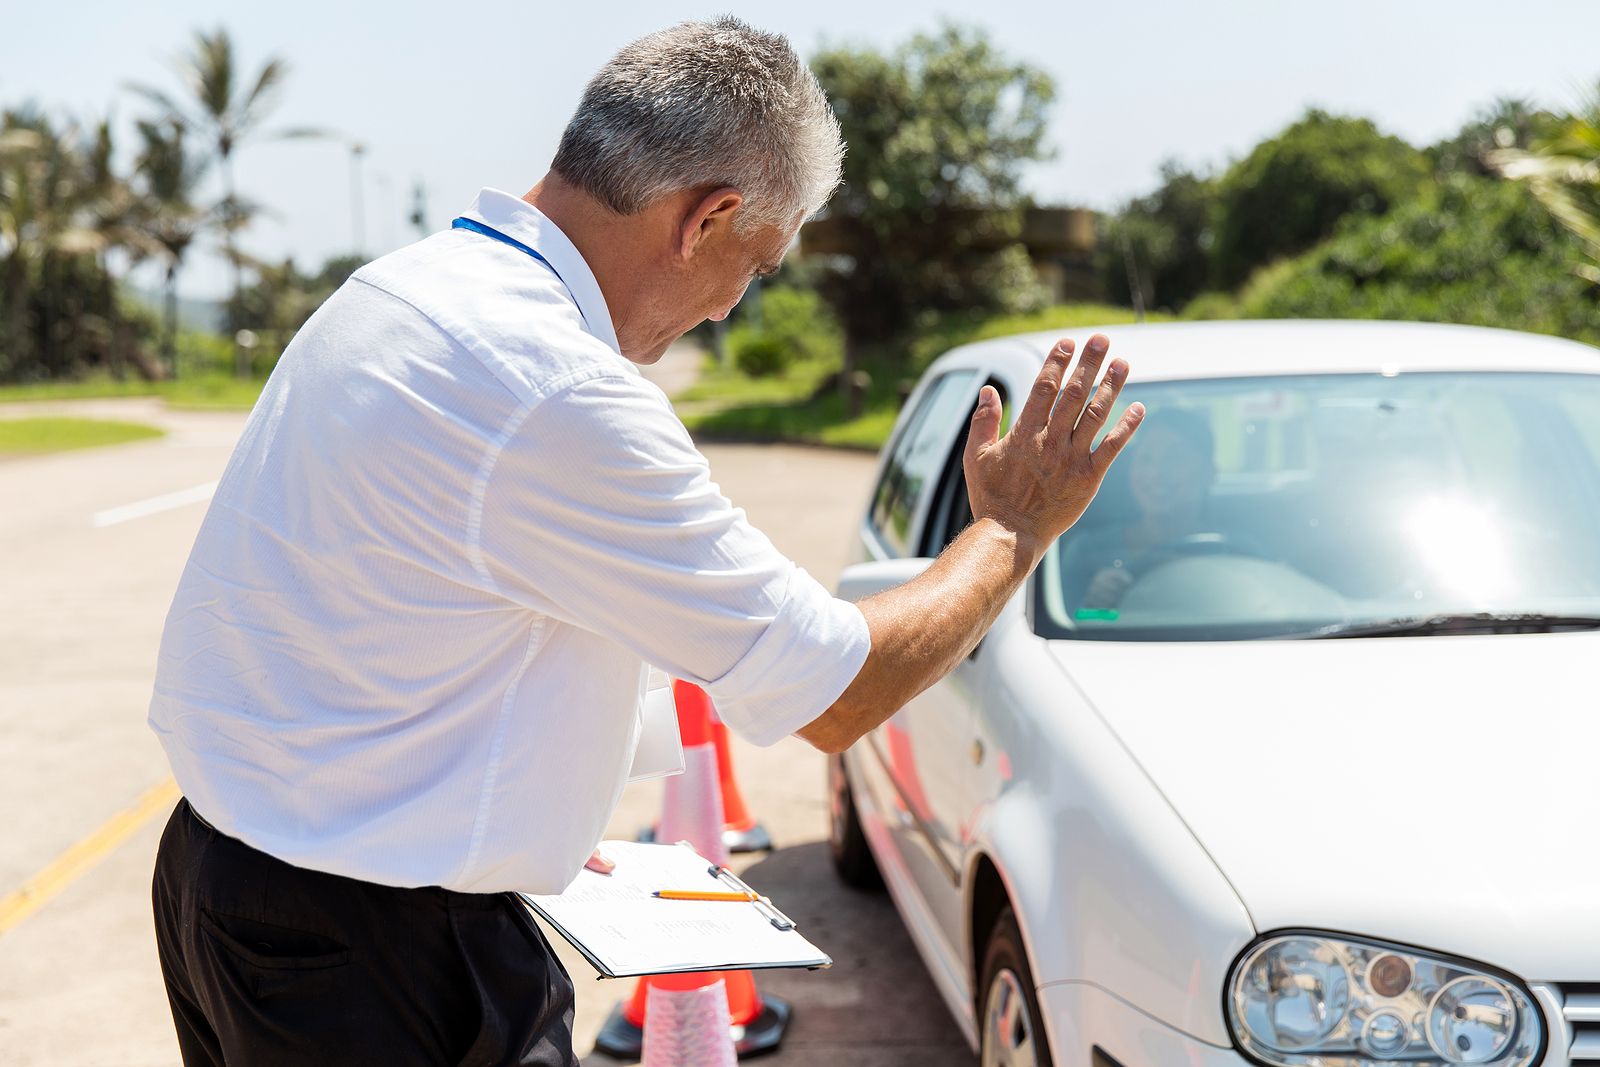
[{"xmin": 1074, "ymin": 608, "xmax": 1120, "ymax": 622}]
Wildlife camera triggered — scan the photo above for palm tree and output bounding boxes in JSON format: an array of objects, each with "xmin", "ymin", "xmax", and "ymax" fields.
[
  {"xmin": 131, "ymin": 116, "xmax": 210, "ymax": 373},
  {"xmin": 0, "ymin": 109, "xmax": 149, "ymax": 380},
  {"xmin": 129, "ymin": 27, "xmax": 324, "ymax": 376},
  {"xmin": 1491, "ymin": 83, "xmax": 1600, "ymax": 283}
]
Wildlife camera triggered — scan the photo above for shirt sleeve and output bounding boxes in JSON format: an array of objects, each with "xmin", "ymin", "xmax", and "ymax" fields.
[{"xmin": 476, "ymin": 372, "xmax": 871, "ymax": 746}]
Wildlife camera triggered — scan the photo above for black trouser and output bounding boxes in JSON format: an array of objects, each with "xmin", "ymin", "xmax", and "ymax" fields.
[{"xmin": 152, "ymin": 799, "xmax": 579, "ymax": 1067}]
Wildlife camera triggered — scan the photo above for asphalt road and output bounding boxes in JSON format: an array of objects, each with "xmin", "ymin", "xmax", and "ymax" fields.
[{"xmin": 0, "ymin": 367, "xmax": 971, "ymax": 1063}]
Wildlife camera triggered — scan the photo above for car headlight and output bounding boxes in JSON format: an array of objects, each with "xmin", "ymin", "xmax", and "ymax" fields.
[{"xmin": 1226, "ymin": 931, "xmax": 1545, "ymax": 1066}]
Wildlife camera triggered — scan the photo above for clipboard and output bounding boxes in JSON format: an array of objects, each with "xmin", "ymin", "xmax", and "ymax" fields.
[{"xmin": 520, "ymin": 840, "xmax": 831, "ymax": 979}]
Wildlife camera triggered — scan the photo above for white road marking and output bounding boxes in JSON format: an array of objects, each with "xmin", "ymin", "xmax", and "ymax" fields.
[{"xmin": 92, "ymin": 481, "xmax": 218, "ymax": 528}]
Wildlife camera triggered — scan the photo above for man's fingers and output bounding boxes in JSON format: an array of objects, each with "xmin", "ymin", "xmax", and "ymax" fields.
[
  {"xmin": 1052, "ymin": 334, "xmax": 1111, "ymax": 435},
  {"xmin": 1072, "ymin": 357, "xmax": 1130, "ymax": 443},
  {"xmin": 1091, "ymin": 402, "xmax": 1146, "ymax": 474},
  {"xmin": 965, "ymin": 385, "xmax": 1003, "ymax": 467},
  {"xmin": 584, "ymin": 849, "xmax": 615, "ymax": 875},
  {"xmin": 1014, "ymin": 339, "xmax": 1074, "ymax": 435}
]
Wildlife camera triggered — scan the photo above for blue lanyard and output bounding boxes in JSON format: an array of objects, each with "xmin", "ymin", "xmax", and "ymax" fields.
[{"xmin": 451, "ymin": 216, "xmax": 588, "ymax": 328}]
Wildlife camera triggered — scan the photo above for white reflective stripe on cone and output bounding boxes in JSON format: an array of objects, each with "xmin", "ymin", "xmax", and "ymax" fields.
[
  {"xmin": 657, "ymin": 744, "xmax": 728, "ymax": 867},
  {"xmin": 641, "ymin": 979, "xmax": 737, "ymax": 1067}
]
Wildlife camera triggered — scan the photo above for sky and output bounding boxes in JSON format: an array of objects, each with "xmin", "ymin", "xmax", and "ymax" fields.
[{"xmin": 5, "ymin": 0, "xmax": 1599, "ymax": 299}]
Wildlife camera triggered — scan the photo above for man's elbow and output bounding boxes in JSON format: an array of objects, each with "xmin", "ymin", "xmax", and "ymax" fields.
[
  {"xmin": 803, "ymin": 731, "xmax": 854, "ymax": 756},
  {"xmin": 795, "ymin": 703, "xmax": 861, "ymax": 755}
]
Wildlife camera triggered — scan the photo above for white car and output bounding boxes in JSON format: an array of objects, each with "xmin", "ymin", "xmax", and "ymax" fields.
[{"xmin": 829, "ymin": 320, "xmax": 1600, "ymax": 1067}]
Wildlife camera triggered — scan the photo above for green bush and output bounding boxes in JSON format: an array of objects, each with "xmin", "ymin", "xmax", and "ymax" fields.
[
  {"xmin": 1178, "ymin": 291, "xmax": 1241, "ymax": 320},
  {"xmin": 727, "ymin": 285, "xmax": 844, "ymax": 378},
  {"xmin": 730, "ymin": 331, "xmax": 789, "ymax": 377},
  {"xmin": 1235, "ymin": 173, "xmax": 1600, "ymax": 343}
]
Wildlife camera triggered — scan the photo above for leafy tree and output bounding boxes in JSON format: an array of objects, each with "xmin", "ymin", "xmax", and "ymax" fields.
[
  {"xmin": 1429, "ymin": 97, "xmax": 1552, "ymax": 178},
  {"xmin": 0, "ymin": 108, "xmax": 153, "ymax": 381},
  {"xmin": 1236, "ymin": 173, "xmax": 1600, "ymax": 343},
  {"xmin": 129, "ymin": 28, "xmax": 324, "ymax": 376},
  {"xmin": 1490, "ymin": 82, "xmax": 1600, "ymax": 283},
  {"xmin": 1212, "ymin": 110, "xmax": 1430, "ymax": 288},
  {"xmin": 1098, "ymin": 161, "xmax": 1217, "ymax": 312},
  {"xmin": 808, "ymin": 25, "xmax": 1054, "ymax": 354},
  {"xmin": 130, "ymin": 116, "xmax": 211, "ymax": 370}
]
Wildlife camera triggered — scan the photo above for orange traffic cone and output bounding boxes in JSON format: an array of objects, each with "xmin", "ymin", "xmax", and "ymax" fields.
[
  {"xmin": 709, "ymin": 710, "xmax": 773, "ymax": 854},
  {"xmin": 595, "ymin": 681, "xmax": 792, "ymax": 1060}
]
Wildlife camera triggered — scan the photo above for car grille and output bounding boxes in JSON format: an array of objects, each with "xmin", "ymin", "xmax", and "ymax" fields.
[
  {"xmin": 1561, "ymin": 983, "xmax": 1600, "ymax": 1062},
  {"xmin": 1548, "ymin": 979, "xmax": 1600, "ymax": 1062}
]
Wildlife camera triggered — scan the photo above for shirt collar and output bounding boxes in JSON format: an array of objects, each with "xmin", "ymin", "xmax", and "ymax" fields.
[{"xmin": 459, "ymin": 187, "xmax": 623, "ymax": 357}]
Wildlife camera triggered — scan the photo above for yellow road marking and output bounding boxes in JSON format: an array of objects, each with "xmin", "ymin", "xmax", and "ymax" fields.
[{"xmin": 0, "ymin": 777, "xmax": 180, "ymax": 936}]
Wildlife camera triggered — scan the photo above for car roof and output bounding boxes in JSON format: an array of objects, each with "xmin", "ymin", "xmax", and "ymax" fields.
[{"xmin": 930, "ymin": 319, "xmax": 1600, "ymax": 384}]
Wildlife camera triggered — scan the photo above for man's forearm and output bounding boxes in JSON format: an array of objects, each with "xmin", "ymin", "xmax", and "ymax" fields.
[{"xmin": 797, "ymin": 517, "xmax": 1038, "ymax": 753}]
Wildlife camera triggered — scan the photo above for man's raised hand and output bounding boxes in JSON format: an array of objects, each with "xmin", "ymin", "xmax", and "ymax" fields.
[{"xmin": 963, "ymin": 333, "xmax": 1145, "ymax": 561}]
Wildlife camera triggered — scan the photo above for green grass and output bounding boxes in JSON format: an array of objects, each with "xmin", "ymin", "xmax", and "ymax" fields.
[
  {"xmin": 0, "ymin": 377, "xmax": 161, "ymax": 403},
  {"xmin": 676, "ymin": 355, "xmax": 837, "ymax": 410},
  {"xmin": 158, "ymin": 376, "xmax": 266, "ymax": 410},
  {"xmin": 681, "ymin": 303, "xmax": 1170, "ymax": 451},
  {"xmin": 0, "ymin": 374, "xmax": 266, "ymax": 411},
  {"xmin": 0, "ymin": 417, "xmax": 164, "ymax": 455}
]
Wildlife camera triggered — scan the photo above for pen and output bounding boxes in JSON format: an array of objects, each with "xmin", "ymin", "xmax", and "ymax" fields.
[{"xmin": 652, "ymin": 890, "xmax": 760, "ymax": 902}]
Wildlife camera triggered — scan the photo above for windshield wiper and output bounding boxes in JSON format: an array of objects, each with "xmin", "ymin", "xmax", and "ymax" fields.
[{"xmin": 1299, "ymin": 612, "xmax": 1600, "ymax": 639}]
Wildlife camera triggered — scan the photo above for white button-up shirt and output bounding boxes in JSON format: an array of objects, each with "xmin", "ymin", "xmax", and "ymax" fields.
[{"xmin": 148, "ymin": 188, "xmax": 871, "ymax": 894}]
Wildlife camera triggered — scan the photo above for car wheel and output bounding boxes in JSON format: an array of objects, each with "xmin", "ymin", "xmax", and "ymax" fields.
[
  {"xmin": 827, "ymin": 752, "xmax": 882, "ymax": 889},
  {"xmin": 979, "ymin": 907, "xmax": 1053, "ymax": 1067}
]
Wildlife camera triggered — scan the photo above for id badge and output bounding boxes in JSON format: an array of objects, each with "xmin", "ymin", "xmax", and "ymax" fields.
[{"xmin": 627, "ymin": 667, "xmax": 685, "ymax": 782}]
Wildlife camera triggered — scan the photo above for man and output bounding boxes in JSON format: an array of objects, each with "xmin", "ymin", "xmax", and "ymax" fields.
[{"xmin": 149, "ymin": 16, "xmax": 1144, "ymax": 1067}]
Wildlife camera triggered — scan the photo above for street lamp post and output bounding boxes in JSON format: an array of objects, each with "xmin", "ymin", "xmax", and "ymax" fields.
[{"xmin": 349, "ymin": 141, "xmax": 367, "ymax": 256}]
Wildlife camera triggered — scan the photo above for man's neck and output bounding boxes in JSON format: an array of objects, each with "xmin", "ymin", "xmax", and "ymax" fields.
[{"xmin": 523, "ymin": 175, "xmax": 655, "ymax": 351}]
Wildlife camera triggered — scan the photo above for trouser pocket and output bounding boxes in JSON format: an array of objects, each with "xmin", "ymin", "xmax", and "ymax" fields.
[{"xmin": 198, "ymin": 908, "xmax": 352, "ymax": 999}]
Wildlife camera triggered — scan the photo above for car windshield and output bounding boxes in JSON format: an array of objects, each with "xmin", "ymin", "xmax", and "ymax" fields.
[{"xmin": 1036, "ymin": 371, "xmax": 1600, "ymax": 641}]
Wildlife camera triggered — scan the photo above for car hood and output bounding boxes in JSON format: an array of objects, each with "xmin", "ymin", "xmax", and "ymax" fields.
[{"xmin": 1048, "ymin": 631, "xmax": 1600, "ymax": 981}]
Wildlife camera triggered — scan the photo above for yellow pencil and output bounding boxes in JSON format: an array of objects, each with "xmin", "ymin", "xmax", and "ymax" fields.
[{"xmin": 652, "ymin": 889, "xmax": 760, "ymax": 902}]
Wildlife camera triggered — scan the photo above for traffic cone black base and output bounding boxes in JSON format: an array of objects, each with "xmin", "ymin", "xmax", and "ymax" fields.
[
  {"xmin": 636, "ymin": 823, "xmax": 773, "ymax": 853},
  {"xmin": 731, "ymin": 995, "xmax": 791, "ymax": 1056},
  {"xmin": 721, "ymin": 823, "xmax": 773, "ymax": 854},
  {"xmin": 594, "ymin": 992, "xmax": 792, "ymax": 1060}
]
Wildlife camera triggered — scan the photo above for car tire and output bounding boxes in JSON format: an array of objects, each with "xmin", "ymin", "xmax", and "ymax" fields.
[
  {"xmin": 978, "ymin": 907, "xmax": 1054, "ymax": 1067},
  {"xmin": 827, "ymin": 752, "xmax": 882, "ymax": 889}
]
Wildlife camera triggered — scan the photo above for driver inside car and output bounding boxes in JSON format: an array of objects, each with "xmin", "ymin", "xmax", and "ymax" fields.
[{"xmin": 1065, "ymin": 408, "xmax": 1219, "ymax": 612}]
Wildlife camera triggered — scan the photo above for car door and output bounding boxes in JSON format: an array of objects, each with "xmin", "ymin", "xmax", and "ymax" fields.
[{"xmin": 860, "ymin": 369, "xmax": 996, "ymax": 965}]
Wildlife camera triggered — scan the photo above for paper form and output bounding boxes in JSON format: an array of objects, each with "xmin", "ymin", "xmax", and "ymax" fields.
[{"xmin": 522, "ymin": 840, "xmax": 830, "ymax": 978}]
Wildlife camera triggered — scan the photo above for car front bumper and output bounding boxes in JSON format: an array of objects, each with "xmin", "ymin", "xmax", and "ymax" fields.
[{"xmin": 1037, "ymin": 979, "xmax": 1246, "ymax": 1066}]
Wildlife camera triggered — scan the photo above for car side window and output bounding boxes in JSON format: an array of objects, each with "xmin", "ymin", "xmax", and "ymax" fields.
[
  {"xmin": 919, "ymin": 380, "xmax": 1008, "ymax": 558},
  {"xmin": 870, "ymin": 370, "xmax": 979, "ymax": 557}
]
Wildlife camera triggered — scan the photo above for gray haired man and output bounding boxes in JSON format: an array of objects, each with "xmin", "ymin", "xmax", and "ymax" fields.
[{"xmin": 149, "ymin": 17, "xmax": 1142, "ymax": 1065}]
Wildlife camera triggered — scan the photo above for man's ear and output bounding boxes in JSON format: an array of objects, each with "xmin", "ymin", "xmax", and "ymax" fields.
[{"xmin": 678, "ymin": 186, "xmax": 743, "ymax": 260}]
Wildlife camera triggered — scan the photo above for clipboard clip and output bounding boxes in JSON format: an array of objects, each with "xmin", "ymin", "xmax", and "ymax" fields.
[{"xmin": 708, "ymin": 864, "xmax": 796, "ymax": 931}]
